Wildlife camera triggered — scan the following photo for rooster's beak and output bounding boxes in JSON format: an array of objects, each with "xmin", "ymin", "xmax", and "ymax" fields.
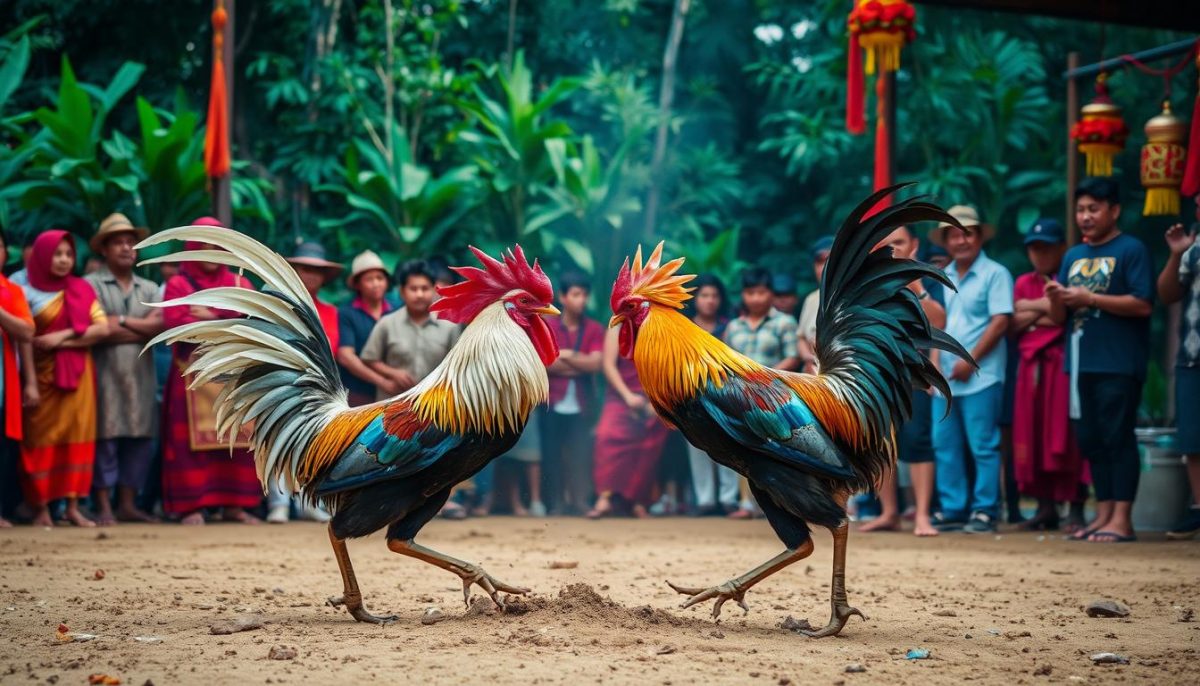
[
  {"xmin": 533, "ymin": 304, "xmax": 561, "ymax": 317},
  {"xmin": 608, "ymin": 314, "xmax": 624, "ymax": 328}
]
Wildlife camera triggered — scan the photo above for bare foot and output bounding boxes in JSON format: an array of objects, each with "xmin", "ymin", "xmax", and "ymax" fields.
[
  {"xmin": 0, "ymin": 517, "xmax": 12, "ymax": 528},
  {"xmin": 631, "ymin": 504, "xmax": 650, "ymax": 519},
  {"xmin": 913, "ymin": 518, "xmax": 939, "ymax": 537},
  {"xmin": 31, "ymin": 508, "xmax": 53, "ymax": 527},
  {"xmin": 222, "ymin": 508, "xmax": 261, "ymax": 524},
  {"xmin": 64, "ymin": 509, "xmax": 96, "ymax": 528},
  {"xmin": 511, "ymin": 504, "xmax": 529, "ymax": 517},
  {"xmin": 726, "ymin": 508, "xmax": 754, "ymax": 520},
  {"xmin": 95, "ymin": 511, "xmax": 117, "ymax": 527},
  {"xmin": 116, "ymin": 507, "xmax": 160, "ymax": 523},
  {"xmin": 180, "ymin": 511, "xmax": 206, "ymax": 526},
  {"xmin": 586, "ymin": 496, "xmax": 613, "ymax": 520},
  {"xmin": 858, "ymin": 515, "xmax": 900, "ymax": 533}
]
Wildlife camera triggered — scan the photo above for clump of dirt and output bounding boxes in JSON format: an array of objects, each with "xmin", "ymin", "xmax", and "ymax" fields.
[{"xmin": 462, "ymin": 584, "xmax": 682, "ymax": 625}]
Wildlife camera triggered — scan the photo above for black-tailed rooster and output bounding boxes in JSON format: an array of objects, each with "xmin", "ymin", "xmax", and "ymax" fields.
[
  {"xmin": 139, "ymin": 227, "xmax": 560, "ymax": 624},
  {"xmin": 608, "ymin": 189, "xmax": 971, "ymax": 637}
]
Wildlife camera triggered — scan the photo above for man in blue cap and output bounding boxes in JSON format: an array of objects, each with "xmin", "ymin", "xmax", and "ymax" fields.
[
  {"xmin": 797, "ymin": 235, "xmax": 834, "ymax": 374},
  {"xmin": 771, "ymin": 273, "xmax": 800, "ymax": 318},
  {"xmin": 1010, "ymin": 218, "xmax": 1086, "ymax": 534}
]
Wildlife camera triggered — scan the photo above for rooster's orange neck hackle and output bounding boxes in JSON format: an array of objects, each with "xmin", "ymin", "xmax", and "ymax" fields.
[{"xmin": 615, "ymin": 242, "xmax": 870, "ymax": 453}]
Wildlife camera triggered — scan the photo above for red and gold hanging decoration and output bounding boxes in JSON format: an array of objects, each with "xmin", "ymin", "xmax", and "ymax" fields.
[
  {"xmin": 845, "ymin": 0, "xmax": 916, "ymax": 136},
  {"xmin": 204, "ymin": 0, "xmax": 231, "ymax": 179},
  {"xmin": 1182, "ymin": 50, "xmax": 1200, "ymax": 199},
  {"xmin": 1140, "ymin": 102, "xmax": 1187, "ymax": 216},
  {"xmin": 1071, "ymin": 74, "xmax": 1128, "ymax": 178}
]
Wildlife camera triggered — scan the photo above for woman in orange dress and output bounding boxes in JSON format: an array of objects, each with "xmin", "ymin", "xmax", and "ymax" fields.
[
  {"xmin": 20, "ymin": 230, "xmax": 108, "ymax": 527},
  {"xmin": 0, "ymin": 228, "xmax": 35, "ymax": 528}
]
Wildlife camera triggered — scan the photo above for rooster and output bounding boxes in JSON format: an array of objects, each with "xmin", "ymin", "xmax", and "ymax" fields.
[
  {"xmin": 608, "ymin": 189, "xmax": 971, "ymax": 637},
  {"xmin": 139, "ymin": 227, "xmax": 560, "ymax": 624}
]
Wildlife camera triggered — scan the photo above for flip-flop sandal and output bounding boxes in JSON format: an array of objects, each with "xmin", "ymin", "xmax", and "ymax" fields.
[
  {"xmin": 1087, "ymin": 530, "xmax": 1137, "ymax": 543},
  {"xmin": 1069, "ymin": 526, "xmax": 1102, "ymax": 541}
]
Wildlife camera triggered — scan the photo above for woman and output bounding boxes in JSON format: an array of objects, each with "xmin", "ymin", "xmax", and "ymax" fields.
[
  {"xmin": 588, "ymin": 326, "xmax": 670, "ymax": 518},
  {"xmin": 0, "ymin": 228, "xmax": 35, "ymax": 527},
  {"xmin": 20, "ymin": 230, "xmax": 108, "ymax": 527},
  {"xmin": 680, "ymin": 274, "xmax": 738, "ymax": 515},
  {"xmin": 160, "ymin": 217, "xmax": 261, "ymax": 525}
]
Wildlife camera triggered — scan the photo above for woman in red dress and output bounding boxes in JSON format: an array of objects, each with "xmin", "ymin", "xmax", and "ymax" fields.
[{"xmin": 588, "ymin": 326, "xmax": 670, "ymax": 518}]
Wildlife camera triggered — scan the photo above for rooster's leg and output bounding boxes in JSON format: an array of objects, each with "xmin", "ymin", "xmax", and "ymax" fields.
[
  {"xmin": 387, "ymin": 538, "xmax": 529, "ymax": 609},
  {"xmin": 666, "ymin": 537, "xmax": 815, "ymax": 619},
  {"xmin": 326, "ymin": 525, "xmax": 399, "ymax": 624},
  {"xmin": 797, "ymin": 522, "xmax": 865, "ymax": 638}
]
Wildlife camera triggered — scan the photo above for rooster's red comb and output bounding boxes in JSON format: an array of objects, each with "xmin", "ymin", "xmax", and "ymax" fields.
[
  {"xmin": 609, "ymin": 241, "xmax": 694, "ymax": 314},
  {"xmin": 431, "ymin": 244, "xmax": 554, "ymax": 324}
]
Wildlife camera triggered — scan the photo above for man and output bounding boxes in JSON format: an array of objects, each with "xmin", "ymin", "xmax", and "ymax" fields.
[
  {"xmin": 85, "ymin": 213, "xmax": 163, "ymax": 525},
  {"xmin": 1157, "ymin": 200, "xmax": 1200, "ymax": 540},
  {"xmin": 724, "ymin": 266, "xmax": 801, "ymax": 518},
  {"xmin": 796, "ymin": 236, "xmax": 833, "ymax": 374},
  {"xmin": 286, "ymin": 241, "xmax": 343, "ymax": 351},
  {"xmin": 336, "ymin": 251, "xmax": 394, "ymax": 407},
  {"xmin": 1010, "ymin": 219, "xmax": 1086, "ymax": 533},
  {"xmin": 361, "ymin": 260, "xmax": 461, "ymax": 400},
  {"xmin": 930, "ymin": 205, "xmax": 1013, "ymax": 534},
  {"xmin": 1046, "ymin": 178, "xmax": 1154, "ymax": 543},
  {"xmin": 541, "ymin": 272, "xmax": 605, "ymax": 515},
  {"xmin": 771, "ymin": 273, "xmax": 800, "ymax": 317},
  {"xmin": 267, "ymin": 242, "xmax": 343, "ymax": 524},
  {"xmin": 858, "ymin": 226, "xmax": 945, "ymax": 537}
]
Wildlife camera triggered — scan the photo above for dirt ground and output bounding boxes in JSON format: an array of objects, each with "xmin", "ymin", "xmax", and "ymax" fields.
[{"xmin": 0, "ymin": 517, "xmax": 1197, "ymax": 685}]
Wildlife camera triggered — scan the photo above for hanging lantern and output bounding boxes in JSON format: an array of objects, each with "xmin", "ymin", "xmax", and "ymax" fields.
[
  {"xmin": 848, "ymin": 0, "xmax": 917, "ymax": 76},
  {"xmin": 1070, "ymin": 74, "xmax": 1128, "ymax": 177},
  {"xmin": 1140, "ymin": 102, "xmax": 1187, "ymax": 216}
]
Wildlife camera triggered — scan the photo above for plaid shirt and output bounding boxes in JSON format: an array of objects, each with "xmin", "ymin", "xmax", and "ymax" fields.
[{"xmin": 724, "ymin": 308, "xmax": 799, "ymax": 367}]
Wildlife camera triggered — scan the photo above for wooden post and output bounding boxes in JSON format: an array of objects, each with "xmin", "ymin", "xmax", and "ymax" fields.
[
  {"xmin": 1065, "ymin": 51, "xmax": 1079, "ymax": 245},
  {"xmin": 212, "ymin": 0, "xmax": 235, "ymax": 226},
  {"xmin": 886, "ymin": 70, "xmax": 897, "ymax": 186}
]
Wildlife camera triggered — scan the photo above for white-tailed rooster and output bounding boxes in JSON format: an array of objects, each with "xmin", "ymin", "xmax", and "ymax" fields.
[{"xmin": 139, "ymin": 227, "xmax": 560, "ymax": 624}]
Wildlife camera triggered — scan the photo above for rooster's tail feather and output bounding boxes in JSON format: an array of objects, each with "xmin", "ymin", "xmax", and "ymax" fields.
[
  {"xmin": 139, "ymin": 227, "xmax": 347, "ymax": 493},
  {"xmin": 814, "ymin": 185, "xmax": 974, "ymax": 474}
]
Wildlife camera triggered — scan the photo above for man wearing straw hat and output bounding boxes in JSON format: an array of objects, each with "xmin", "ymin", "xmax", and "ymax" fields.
[
  {"xmin": 285, "ymin": 241, "xmax": 344, "ymax": 351},
  {"xmin": 928, "ymin": 205, "xmax": 1014, "ymax": 534},
  {"xmin": 85, "ymin": 213, "xmax": 162, "ymax": 525},
  {"xmin": 264, "ymin": 241, "xmax": 344, "ymax": 524},
  {"xmin": 336, "ymin": 250, "xmax": 394, "ymax": 408}
]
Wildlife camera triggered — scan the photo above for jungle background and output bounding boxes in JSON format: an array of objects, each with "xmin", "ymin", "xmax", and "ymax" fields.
[{"xmin": 0, "ymin": 0, "xmax": 1195, "ymax": 417}]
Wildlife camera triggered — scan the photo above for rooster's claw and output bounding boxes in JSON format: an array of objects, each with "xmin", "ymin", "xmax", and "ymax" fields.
[
  {"xmin": 666, "ymin": 579, "xmax": 750, "ymax": 620},
  {"xmin": 326, "ymin": 595, "xmax": 399, "ymax": 625},
  {"xmin": 458, "ymin": 564, "xmax": 529, "ymax": 609}
]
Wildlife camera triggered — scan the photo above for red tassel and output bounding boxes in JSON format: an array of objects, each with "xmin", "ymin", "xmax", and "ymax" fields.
[
  {"xmin": 873, "ymin": 75, "xmax": 891, "ymax": 192},
  {"xmin": 205, "ymin": 2, "xmax": 231, "ymax": 179},
  {"xmin": 1182, "ymin": 90, "xmax": 1200, "ymax": 197},
  {"xmin": 846, "ymin": 34, "xmax": 865, "ymax": 135}
]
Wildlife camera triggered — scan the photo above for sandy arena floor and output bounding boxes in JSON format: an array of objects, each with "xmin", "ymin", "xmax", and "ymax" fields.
[{"xmin": 0, "ymin": 517, "xmax": 1197, "ymax": 685}]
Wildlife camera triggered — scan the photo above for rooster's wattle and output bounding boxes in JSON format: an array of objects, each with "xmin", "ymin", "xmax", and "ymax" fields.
[
  {"xmin": 140, "ymin": 228, "xmax": 559, "ymax": 624},
  {"xmin": 608, "ymin": 188, "xmax": 971, "ymax": 637}
]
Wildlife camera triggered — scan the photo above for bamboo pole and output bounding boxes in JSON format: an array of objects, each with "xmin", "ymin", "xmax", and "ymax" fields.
[{"xmin": 1065, "ymin": 51, "xmax": 1078, "ymax": 245}]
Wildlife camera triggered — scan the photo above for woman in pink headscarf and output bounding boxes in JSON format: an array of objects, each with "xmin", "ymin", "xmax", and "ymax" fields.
[
  {"xmin": 160, "ymin": 217, "xmax": 261, "ymax": 525},
  {"xmin": 20, "ymin": 230, "xmax": 108, "ymax": 527}
]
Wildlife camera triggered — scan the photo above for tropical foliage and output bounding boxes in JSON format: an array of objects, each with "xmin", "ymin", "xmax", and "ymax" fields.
[{"xmin": 0, "ymin": 0, "xmax": 1192, "ymax": 285}]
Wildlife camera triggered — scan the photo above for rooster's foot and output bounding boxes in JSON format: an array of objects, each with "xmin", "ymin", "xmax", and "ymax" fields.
[
  {"xmin": 326, "ymin": 595, "xmax": 399, "ymax": 625},
  {"xmin": 797, "ymin": 602, "xmax": 865, "ymax": 638},
  {"xmin": 666, "ymin": 579, "xmax": 750, "ymax": 620},
  {"xmin": 456, "ymin": 564, "xmax": 529, "ymax": 609}
]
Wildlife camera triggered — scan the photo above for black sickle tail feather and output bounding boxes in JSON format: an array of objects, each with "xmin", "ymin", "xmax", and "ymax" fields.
[{"xmin": 815, "ymin": 184, "xmax": 976, "ymax": 468}]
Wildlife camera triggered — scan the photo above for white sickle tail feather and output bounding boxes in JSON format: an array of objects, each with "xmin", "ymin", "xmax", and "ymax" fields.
[{"xmin": 138, "ymin": 226, "xmax": 348, "ymax": 493}]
